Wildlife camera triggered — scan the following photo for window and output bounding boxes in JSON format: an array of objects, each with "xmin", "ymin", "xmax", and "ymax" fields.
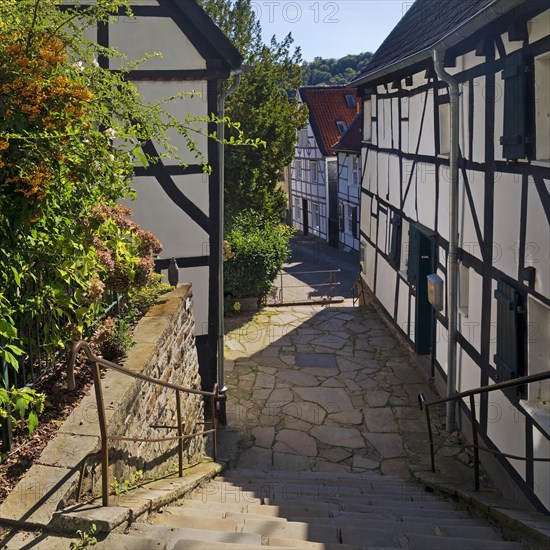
[
  {"xmin": 494, "ymin": 280, "xmax": 520, "ymax": 382},
  {"xmin": 458, "ymin": 263, "xmax": 470, "ymax": 318},
  {"xmin": 351, "ymin": 156, "xmax": 360, "ymax": 186},
  {"xmin": 293, "ymin": 196, "xmax": 301, "ymax": 221},
  {"xmin": 534, "ymin": 52, "xmax": 550, "ymax": 161},
  {"xmin": 336, "ymin": 120, "xmax": 347, "ymax": 134},
  {"xmin": 500, "ymin": 50, "xmax": 526, "ymax": 160},
  {"xmin": 345, "ymin": 94, "xmax": 356, "ymax": 108},
  {"xmin": 347, "ymin": 206, "xmax": 358, "ymax": 238},
  {"xmin": 312, "ymin": 202, "xmax": 320, "ymax": 231},
  {"xmin": 338, "ymin": 201, "xmax": 344, "ymax": 232},
  {"xmin": 295, "ymin": 158, "xmax": 301, "ymax": 180},
  {"xmin": 310, "ymin": 160, "xmax": 318, "ymax": 183}
]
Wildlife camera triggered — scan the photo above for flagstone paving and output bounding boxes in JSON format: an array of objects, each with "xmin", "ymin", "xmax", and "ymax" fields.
[{"xmin": 221, "ymin": 300, "xmax": 449, "ymax": 479}]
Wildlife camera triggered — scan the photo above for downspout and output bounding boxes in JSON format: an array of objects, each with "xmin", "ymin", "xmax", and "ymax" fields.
[
  {"xmin": 433, "ymin": 49, "xmax": 459, "ymax": 433},
  {"xmin": 217, "ymin": 72, "xmax": 242, "ymax": 424}
]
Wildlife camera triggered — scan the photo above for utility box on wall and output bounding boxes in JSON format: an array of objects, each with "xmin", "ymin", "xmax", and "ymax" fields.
[{"xmin": 427, "ymin": 274, "xmax": 444, "ymax": 311}]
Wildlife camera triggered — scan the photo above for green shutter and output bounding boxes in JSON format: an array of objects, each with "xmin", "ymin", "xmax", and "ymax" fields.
[
  {"xmin": 389, "ymin": 213, "xmax": 402, "ymax": 268},
  {"xmin": 500, "ymin": 50, "xmax": 526, "ymax": 160},
  {"xmin": 407, "ymin": 224, "xmax": 420, "ymax": 285},
  {"xmin": 494, "ymin": 280, "xmax": 519, "ymax": 381}
]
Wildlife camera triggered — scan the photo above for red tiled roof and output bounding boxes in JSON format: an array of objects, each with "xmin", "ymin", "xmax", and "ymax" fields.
[
  {"xmin": 299, "ymin": 86, "xmax": 359, "ymax": 157},
  {"xmin": 332, "ymin": 111, "xmax": 362, "ymax": 154}
]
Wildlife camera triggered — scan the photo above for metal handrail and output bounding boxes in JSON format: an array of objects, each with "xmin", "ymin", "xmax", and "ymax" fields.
[
  {"xmin": 418, "ymin": 370, "xmax": 550, "ymax": 491},
  {"xmin": 68, "ymin": 340, "xmax": 219, "ymax": 506}
]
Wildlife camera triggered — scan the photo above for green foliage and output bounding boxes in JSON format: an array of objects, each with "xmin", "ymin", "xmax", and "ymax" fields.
[
  {"xmin": 302, "ymin": 52, "xmax": 373, "ymax": 86},
  {"xmin": 109, "ymin": 469, "xmax": 144, "ymax": 495},
  {"xmin": 70, "ymin": 523, "xmax": 97, "ymax": 550},
  {"xmin": 224, "ymin": 212, "xmax": 294, "ymax": 310},
  {"xmin": 200, "ymin": 0, "xmax": 307, "ymax": 221},
  {"xmin": 0, "ymin": 387, "xmax": 45, "ymax": 436},
  {"xmin": 90, "ymin": 316, "xmax": 134, "ymax": 361},
  {"xmin": 126, "ymin": 273, "xmax": 172, "ymax": 318}
]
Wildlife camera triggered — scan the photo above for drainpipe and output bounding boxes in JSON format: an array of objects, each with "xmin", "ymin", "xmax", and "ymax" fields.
[
  {"xmin": 216, "ymin": 71, "xmax": 242, "ymax": 424},
  {"xmin": 433, "ymin": 49, "xmax": 459, "ymax": 433}
]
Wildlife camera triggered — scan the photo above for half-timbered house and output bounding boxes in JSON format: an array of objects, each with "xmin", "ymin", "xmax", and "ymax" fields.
[
  {"xmin": 97, "ymin": 1, "xmax": 242, "ymax": 391},
  {"xmin": 333, "ymin": 112, "xmax": 363, "ymax": 252},
  {"xmin": 290, "ymin": 87, "xmax": 359, "ymax": 246},
  {"xmin": 353, "ymin": 0, "xmax": 550, "ymax": 512}
]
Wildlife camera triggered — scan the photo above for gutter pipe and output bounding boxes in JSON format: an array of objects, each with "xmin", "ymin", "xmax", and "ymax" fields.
[
  {"xmin": 217, "ymin": 71, "xmax": 242, "ymax": 424},
  {"xmin": 433, "ymin": 49, "xmax": 459, "ymax": 433}
]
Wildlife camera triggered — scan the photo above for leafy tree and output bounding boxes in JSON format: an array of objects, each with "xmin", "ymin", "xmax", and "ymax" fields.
[
  {"xmin": 0, "ymin": 0, "xmax": 254, "ymax": 383},
  {"xmin": 199, "ymin": 0, "xmax": 307, "ymax": 220},
  {"xmin": 302, "ymin": 52, "xmax": 373, "ymax": 86}
]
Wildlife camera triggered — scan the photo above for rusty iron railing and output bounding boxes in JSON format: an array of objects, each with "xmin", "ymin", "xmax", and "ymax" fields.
[
  {"xmin": 419, "ymin": 370, "xmax": 550, "ymax": 491},
  {"xmin": 269, "ymin": 269, "xmax": 342, "ymax": 305},
  {"xmin": 67, "ymin": 340, "xmax": 219, "ymax": 506}
]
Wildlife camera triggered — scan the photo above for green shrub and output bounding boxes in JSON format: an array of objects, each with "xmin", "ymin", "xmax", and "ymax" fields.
[{"xmin": 224, "ymin": 211, "xmax": 294, "ymax": 311}]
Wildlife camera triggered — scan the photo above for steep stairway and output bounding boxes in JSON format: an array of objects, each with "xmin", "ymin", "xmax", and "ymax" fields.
[{"xmin": 103, "ymin": 469, "xmax": 524, "ymax": 550}]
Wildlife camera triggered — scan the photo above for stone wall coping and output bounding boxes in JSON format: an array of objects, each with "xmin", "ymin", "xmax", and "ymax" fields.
[{"xmin": 0, "ymin": 285, "xmax": 194, "ymax": 528}]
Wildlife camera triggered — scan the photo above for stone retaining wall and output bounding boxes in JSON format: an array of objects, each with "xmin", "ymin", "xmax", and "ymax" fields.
[
  {"xmin": 0, "ymin": 284, "xmax": 208, "ymax": 526},
  {"xmin": 107, "ymin": 284, "xmax": 206, "ymax": 482}
]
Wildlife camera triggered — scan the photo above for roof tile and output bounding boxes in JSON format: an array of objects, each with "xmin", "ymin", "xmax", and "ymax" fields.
[{"xmin": 300, "ymin": 86, "xmax": 359, "ymax": 156}]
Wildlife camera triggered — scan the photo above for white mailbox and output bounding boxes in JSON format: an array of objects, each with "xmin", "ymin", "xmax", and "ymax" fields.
[{"xmin": 427, "ymin": 274, "xmax": 444, "ymax": 311}]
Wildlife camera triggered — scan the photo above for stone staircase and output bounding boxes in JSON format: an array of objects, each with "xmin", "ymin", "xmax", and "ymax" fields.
[{"xmin": 93, "ymin": 469, "xmax": 524, "ymax": 550}]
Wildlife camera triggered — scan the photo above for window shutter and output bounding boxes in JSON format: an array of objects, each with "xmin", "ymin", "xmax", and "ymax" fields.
[
  {"xmin": 407, "ymin": 223, "xmax": 420, "ymax": 284},
  {"xmin": 500, "ymin": 50, "xmax": 526, "ymax": 160},
  {"xmin": 352, "ymin": 207, "xmax": 358, "ymax": 238},
  {"xmin": 389, "ymin": 213, "xmax": 402, "ymax": 267},
  {"xmin": 494, "ymin": 280, "xmax": 519, "ymax": 381}
]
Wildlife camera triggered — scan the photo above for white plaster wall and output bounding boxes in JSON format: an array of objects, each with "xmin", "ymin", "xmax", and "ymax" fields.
[
  {"xmin": 526, "ymin": 176, "xmax": 550, "ymax": 298},
  {"xmin": 361, "ymin": 195, "xmax": 372, "ymax": 239},
  {"xmin": 459, "ymin": 267, "xmax": 483, "ymax": 354},
  {"xmin": 408, "ymin": 91, "xmax": 434, "ymax": 157},
  {"xmin": 528, "ymin": 9, "xmax": 550, "ymax": 43},
  {"xmin": 493, "ymin": 172, "xmax": 522, "ymax": 280},
  {"xmin": 178, "ymin": 266, "xmax": 209, "ymax": 336},
  {"xmin": 457, "ymin": 347, "xmax": 481, "ymax": 393},
  {"xmin": 128, "ymin": 176, "xmax": 210, "ymax": 259},
  {"xmin": 533, "ymin": 425, "xmax": 550, "ymax": 511},
  {"xmin": 472, "ymin": 76, "xmax": 486, "ymax": 165},
  {"xmin": 378, "ymin": 98, "xmax": 393, "ymax": 150},
  {"xmin": 377, "ymin": 153, "xmax": 389, "ymax": 200},
  {"xmin": 459, "ymin": 168, "xmax": 485, "ymax": 258},
  {"xmin": 396, "ymin": 278, "xmax": 410, "ymax": 337},
  {"xmin": 133, "ymin": 81, "xmax": 208, "ymax": 166},
  {"xmin": 376, "ymin": 257, "xmax": 397, "ymax": 317},
  {"xmin": 436, "ymin": 320, "xmax": 448, "ymax": 375},
  {"xmin": 416, "ymin": 162, "xmax": 436, "ymax": 229},
  {"xmin": 109, "ymin": 17, "xmax": 206, "ymax": 70},
  {"xmin": 388, "ymin": 154, "xmax": 400, "ymax": 208},
  {"xmin": 486, "ymin": 390, "xmax": 526, "ymax": 480},
  {"xmin": 365, "ymin": 241, "xmax": 376, "ymax": 290}
]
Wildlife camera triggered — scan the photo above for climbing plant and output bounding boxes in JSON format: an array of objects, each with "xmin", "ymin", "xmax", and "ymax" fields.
[{"xmin": 0, "ymin": 0, "xmax": 260, "ymax": 430}]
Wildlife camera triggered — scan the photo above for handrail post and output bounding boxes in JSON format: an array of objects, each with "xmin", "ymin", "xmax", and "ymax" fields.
[
  {"xmin": 425, "ymin": 406, "xmax": 436, "ymax": 473},
  {"xmin": 470, "ymin": 395, "xmax": 480, "ymax": 491},
  {"xmin": 211, "ymin": 384, "xmax": 218, "ymax": 461},
  {"xmin": 176, "ymin": 390, "xmax": 183, "ymax": 478},
  {"xmin": 92, "ymin": 360, "xmax": 109, "ymax": 506}
]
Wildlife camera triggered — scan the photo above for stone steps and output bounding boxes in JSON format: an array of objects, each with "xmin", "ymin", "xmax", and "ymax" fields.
[
  {"xmin": 132, "ymin": 469, "xmax": 518, "ymax": 549},
  {"xmin": 41, "ymin": 468, "xmax": 526, "ymax": 549}
]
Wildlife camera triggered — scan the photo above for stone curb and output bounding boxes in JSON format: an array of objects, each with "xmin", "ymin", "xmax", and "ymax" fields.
[
  {"xmin": 413, "ymin": 470, "xmax": 550, "ymax": 550},
  {"xmin": 49, "ymin": 460, "xmax": 225, "ymax": 535}
]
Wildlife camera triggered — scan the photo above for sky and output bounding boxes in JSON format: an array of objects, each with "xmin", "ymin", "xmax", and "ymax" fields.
[{"xmin": 255, "ymin": 0, "xmax": 408, "ymax": 61}]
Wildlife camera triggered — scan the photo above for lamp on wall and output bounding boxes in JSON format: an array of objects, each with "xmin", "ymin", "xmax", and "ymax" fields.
[{"xmin": 520, "ymin": 266, "xmax": 536, "ymax": 288}]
